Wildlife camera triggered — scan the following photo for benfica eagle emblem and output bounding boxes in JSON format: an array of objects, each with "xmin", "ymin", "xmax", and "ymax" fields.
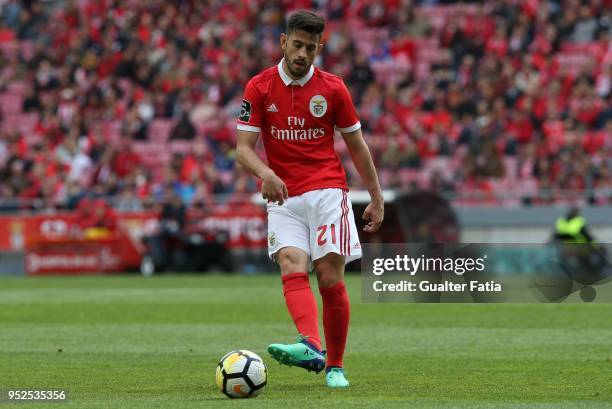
[{"xmin": 309, "ymin": 95, "xmax": 327, "ymax": 118}]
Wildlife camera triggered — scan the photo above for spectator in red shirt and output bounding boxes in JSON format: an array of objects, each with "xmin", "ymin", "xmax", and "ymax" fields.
[
  {"xmin": 112, "ymin": 138, "xmax": 141, "ymax": 178},
  {"xmin": 77, "ymin": 198, "xmax": 118, "ymax": 239}
]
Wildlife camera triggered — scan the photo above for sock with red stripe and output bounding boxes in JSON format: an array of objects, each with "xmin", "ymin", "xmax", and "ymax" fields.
[
  {"xmin": 281, "ymin": 272, "xmax": 322, "ymax": 351},
  {"xmin": 319, "ymin": 281, "xmax": 350, "ymax": 368}
]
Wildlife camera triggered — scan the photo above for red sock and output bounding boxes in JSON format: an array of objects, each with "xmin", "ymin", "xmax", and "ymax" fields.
[
  {"xmin": 281, "ymin": 272, "xmax": 322, "ymax": 351},
  {"xmin": 319, "ymin": 281, "xmax": 350, "ymax": 368}
]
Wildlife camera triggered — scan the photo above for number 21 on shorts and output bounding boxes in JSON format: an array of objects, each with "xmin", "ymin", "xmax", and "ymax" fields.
[{"xmin": 317, "ymin": 224, "xmax": 336, "ymax": 246}]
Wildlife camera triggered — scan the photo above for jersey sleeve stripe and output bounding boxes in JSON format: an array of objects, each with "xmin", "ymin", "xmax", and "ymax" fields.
[
  {"xmin": 237, "ymin": 124, "xmax": 261, "ymax": 133},
  {"xmin": 336, "ymin": 121, "xmax": 361, "ymax": 133}
]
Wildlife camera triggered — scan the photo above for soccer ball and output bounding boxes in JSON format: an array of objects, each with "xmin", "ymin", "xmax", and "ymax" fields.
[{"xmin": 215, "ymin": 350, "xmax": 267, "ymax": 398}]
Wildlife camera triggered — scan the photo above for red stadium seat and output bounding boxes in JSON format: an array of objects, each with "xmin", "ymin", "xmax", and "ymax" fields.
[
  {"xmin": 555, "ymin": 53, "xmax": 594, "ymax": 75},
  {"xmin": 0, "ymin": 93, "xmax": 23, "ymax": 115},
  {"xmin": 169, "ymin": 140, "xmax": 192, "ymax": 154},
  {"xmin": 2, "ymin": 113, "xmax": 38, "ymax": 134},
  {"xmin": 102, "ymin": 120, "xmax": 123, "ymax": 146},
  {"xmin": 149, "ymin": 119, "xmax": 174, "ymax": 143},
  {"xmin": 6, "ymin": 81, "xmax": 27, "ymax": 96}
]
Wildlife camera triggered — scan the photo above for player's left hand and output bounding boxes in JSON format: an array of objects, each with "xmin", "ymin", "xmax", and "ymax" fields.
[{"xmin": 362, "ymin": 199, "xmax": 384, "ymax": 233}]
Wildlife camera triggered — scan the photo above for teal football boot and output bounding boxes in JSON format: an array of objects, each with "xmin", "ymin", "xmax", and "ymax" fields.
[
  {"xmin": 267, "ymin": 335, "xmax": 325, "ymax": 373},
  {"xmin": 325, "ymin": 367, "xmax": 349, "ymax": 388}
]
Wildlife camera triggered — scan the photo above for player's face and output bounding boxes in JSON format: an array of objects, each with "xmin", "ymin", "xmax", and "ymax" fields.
[{"xmin": 280, "ymin": 30, "xmax": 322, "ymax": 78}]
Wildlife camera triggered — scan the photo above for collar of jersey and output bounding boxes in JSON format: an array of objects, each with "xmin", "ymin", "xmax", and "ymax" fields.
[{"xmin": 277, "ymin": 58, "xmax": 314, "ymax": 87}]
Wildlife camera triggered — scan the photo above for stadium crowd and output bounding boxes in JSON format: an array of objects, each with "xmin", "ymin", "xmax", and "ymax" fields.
[{"xmin": 0, "ymin": 0, "xmax": 611, "ymax": 210}]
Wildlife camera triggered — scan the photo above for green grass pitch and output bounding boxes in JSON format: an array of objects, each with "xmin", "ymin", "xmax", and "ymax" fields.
[{"xmin": 1, "ymin": 274, "xmax": 612, "ymax": 408}]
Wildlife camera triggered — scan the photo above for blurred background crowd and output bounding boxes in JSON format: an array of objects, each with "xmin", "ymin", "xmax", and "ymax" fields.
[{"xmin": 0, "ymin": 0, "xmax": 611, "ymax": 212}]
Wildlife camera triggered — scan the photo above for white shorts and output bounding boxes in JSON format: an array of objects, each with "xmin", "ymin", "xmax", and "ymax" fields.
[{"xmin": 267, "ymin": 188, "xmax": 362, "ymax": 265}]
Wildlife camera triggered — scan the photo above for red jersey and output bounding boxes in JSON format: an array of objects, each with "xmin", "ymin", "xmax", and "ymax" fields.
[{"xmin": 237, "ymin": 60, "xmax": 361, "ymax": 197}]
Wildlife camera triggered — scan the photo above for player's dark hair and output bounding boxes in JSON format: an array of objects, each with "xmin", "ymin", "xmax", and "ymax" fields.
[{"xmin": 286, "ymin": 10, "xmax": 325, "ymax": 38}]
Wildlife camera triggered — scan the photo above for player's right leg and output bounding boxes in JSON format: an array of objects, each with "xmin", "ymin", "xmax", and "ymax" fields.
[
  {"xmin": 266, "ymin": 202, "xmax": 325, "ymax": 373},
  {"xmin": 267, "ymin": 248, "xmax": 326, "ymax": 373}
]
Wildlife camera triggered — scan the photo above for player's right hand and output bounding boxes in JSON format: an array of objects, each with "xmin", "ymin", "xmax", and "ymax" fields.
[{"xmin": 261, "ymin": 172, "xmax": 289, "ymax": 205}]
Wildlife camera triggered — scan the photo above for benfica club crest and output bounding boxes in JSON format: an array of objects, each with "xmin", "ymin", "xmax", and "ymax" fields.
[
  {"xmin": 309, "ymin": 95, "xmax": 327, "ymax": 118},
  {"xmin": 268, "ymin": 232, "xmax": 276, "ymax": 247}
]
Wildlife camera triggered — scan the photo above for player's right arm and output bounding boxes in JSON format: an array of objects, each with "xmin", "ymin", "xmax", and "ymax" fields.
[
  {"xmin": 236, "ymin": 79, "xmax": 288, "ymax": 205},
  {"xmin": 236, "ymin": 130, "xmax": 288, "ymax": 205}
]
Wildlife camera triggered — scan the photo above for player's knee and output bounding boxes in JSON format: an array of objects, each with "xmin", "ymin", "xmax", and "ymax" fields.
[
  {"xmin": 316, "ymin": 263, "xmax": 343, "ymax": 288},
  {"xmin": 278, "ymin": 258, "xmax": 302, "ymax": 274},
  {"xmin": 277, "ymin": 248, "xmax": 308, "ymax": 274}
]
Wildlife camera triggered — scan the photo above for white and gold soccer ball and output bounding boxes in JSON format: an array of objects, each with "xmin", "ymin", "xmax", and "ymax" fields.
[{"xmin": 215, "ymin": 350, "xmax": 267, "ymax": 398}]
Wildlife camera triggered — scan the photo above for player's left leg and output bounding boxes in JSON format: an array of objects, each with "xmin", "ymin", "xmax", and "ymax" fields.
[
  {"xmin": 314, "ymin": 253, "xmax": 351, "ymax": 388},
  {"xmin": 306, "ymin": 188, "xmax": 361, "ymax": 387}
]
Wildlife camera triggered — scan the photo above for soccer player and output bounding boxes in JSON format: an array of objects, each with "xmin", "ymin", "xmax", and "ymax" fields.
[{"xmin": 236, "ymin": 10, "xmax": 383, "ymax": 388}]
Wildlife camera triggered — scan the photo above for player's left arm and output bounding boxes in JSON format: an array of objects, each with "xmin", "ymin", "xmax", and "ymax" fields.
[{"xmin": 342, "ymin": 129, "xmax": 384, "ymax": 233}]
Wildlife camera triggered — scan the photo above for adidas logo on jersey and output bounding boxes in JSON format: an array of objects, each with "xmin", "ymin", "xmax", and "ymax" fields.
[{"xmin": 267, "ymin": 103, "xmax": 278, "ymax": 112}]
